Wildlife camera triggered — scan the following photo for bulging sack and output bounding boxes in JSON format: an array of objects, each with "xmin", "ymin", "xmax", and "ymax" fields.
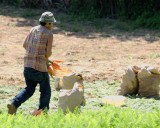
[
  {"xmin": 54, "ymin": 73, "xmax": 83, "ymax": 90},
  {"xmin": 117, "ymin": 66, "xmax": 138, "ymax": 95},
  {"xmin": 58, "ymin": 82, "xmax": 85, "ymax": 113},
  {"xmin": 138, "ymin": 66, "xmax": 160, "ymax": 98},
  {"xmin": 55, "ymin": 73, "xmax": 85, "ymax": 113}
]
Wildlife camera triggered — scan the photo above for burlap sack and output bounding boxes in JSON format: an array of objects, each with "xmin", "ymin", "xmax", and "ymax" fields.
[
  {"xmin": 55, "ymin": 73, "xmax": 85, "ymax": 112},
  {"xmin": 117, "ymin": 66, "xmax": 138, "ymax": 95},
  {"xmin": 58, "ymin": 82, "xmax": 85, "ymax": 113},
  {"xmin": 54, "ymin": 73, "xmax": 83, "ymax": 90},
  {"xmin": 138, "ymin": 66, "xmax": 160, "ymax": 98}
]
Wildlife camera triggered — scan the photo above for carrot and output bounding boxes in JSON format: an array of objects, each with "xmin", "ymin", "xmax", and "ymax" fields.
[
  {"xmin": 52, "ymin": 63, "xmax": 61, "ymax": 70},
  {"xmin": 53, "ymin": 60, "xmax": 63, "ymax": 63},
  {"xmin": 47, "ymin": 59, "xmax": 74, "ymax": 77}
]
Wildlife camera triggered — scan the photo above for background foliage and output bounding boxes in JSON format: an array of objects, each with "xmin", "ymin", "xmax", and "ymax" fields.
[{"xmin": 0, "ymin": 0, "xmax": 160, "ymax": 28}]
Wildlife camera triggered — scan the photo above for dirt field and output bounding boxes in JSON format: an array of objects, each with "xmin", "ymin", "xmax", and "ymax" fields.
[{"xmin": 0, "ymin": 6, "xmax": 160, "ymax": 86}]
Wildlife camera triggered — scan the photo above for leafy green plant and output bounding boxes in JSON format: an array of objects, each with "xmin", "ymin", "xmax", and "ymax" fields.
[{"xmin": 0, "ymin": 106, "xmax": 159, "ymax": 128}]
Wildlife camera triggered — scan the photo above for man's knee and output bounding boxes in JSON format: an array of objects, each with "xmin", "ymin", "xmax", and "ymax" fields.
[{"xmin": 25, "ymin": 87, "xmax": 35, "ymax": 96}]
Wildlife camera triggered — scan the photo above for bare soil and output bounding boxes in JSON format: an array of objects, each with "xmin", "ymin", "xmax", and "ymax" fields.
[{"xmin": 0, "ymin": 7, "xmax": 160, "ymax": 86}]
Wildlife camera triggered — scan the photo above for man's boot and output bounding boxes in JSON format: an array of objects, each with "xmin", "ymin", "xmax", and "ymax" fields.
[{"xmin": 7, "ymin": 104, "xmax": 17, "ymax": 115}]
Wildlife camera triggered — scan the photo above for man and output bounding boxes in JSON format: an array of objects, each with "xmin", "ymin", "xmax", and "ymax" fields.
[{"xmin": 7, "ymin": 11, "xmax": 56, "ymax": 114}]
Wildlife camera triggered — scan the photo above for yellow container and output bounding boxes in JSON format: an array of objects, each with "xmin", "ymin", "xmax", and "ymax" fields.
[{"xmin": 101, "ymin": 95, "xmax": 127, "ymax": 107}]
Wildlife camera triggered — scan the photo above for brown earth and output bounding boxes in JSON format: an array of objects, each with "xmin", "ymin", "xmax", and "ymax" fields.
[{"xmin": 0, "ymin": 7, "xmax": 160, "ymax": 86}]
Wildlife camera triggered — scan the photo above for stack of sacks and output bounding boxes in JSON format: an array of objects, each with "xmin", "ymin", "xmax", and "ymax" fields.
[
  {"xmin": 117, "ymin": 65, "xmax": 160, "ymax": 98},
  {"xmin": 48, "ymin": 60, "xmax": 85, "ymax": 113}
]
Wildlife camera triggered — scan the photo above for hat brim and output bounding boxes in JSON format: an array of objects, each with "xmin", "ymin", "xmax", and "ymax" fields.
[{"xmin": 39, "ymin": 17, "xmax": 56, "ymax": 23}]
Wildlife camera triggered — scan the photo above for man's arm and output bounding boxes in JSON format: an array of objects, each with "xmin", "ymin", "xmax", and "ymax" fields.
[
  {"xmin": 23, "ymin": 35, "xmax": 29, "ymax": 49},
  {"xmin": 46, "ymin": 34, "xmax": 53, "ymax": 59},
  {"xmin": 23, "ymin": 28, "xmax": 33, "ymax": 49}
]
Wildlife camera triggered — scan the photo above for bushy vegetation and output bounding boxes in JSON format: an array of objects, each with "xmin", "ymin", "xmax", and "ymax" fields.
[
  {"xmin": 69, "ymin": 0, "xmax": 160, "ymax": 29},
  {"xmin": 0, "ymin": 0, "xmax": 160, "ymax": 29}
]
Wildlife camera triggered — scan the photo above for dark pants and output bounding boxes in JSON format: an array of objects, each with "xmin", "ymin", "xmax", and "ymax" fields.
[{"xmin": 12, "ymin": 67, "xmax": 51, "ymax": 110}]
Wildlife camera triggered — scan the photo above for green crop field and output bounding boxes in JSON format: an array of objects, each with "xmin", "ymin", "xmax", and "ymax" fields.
[
  {"xmin": 0, "ymin": 80, "xmax": 159, "ymax": 128},
  {"xmin": 0, "ymin": 106, "xmax": 160, "ymax": 128}
]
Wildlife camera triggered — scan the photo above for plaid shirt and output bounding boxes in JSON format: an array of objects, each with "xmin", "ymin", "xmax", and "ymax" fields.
[{"xmin": 24, "ymin": 25, "xmax": 52, "ymax": 72}]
